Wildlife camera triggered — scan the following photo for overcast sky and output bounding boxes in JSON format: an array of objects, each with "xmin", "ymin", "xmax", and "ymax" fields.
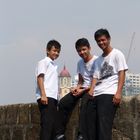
[{"xmin": 0, "ymin": 0, "xmax": 140, "ymax": 105}]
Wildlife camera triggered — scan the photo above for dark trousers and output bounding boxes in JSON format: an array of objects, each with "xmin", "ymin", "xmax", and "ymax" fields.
[
  {"xmin": 57, "ymin": 92, "xmax": 90, "ymax": 140},
  {"xmin": 78, "ymin": 94, "xmax": 94, "ymax": 140},
  {"xmin": 38, "ymin": 98, "xmax": 58, "ymax": 140},
  {"xmin": 57, "ymin": 93, "xmax": 80, "ymax": 135},
  {"xmin": 87, "ymin": 94, "xmax": 118, "ymax": 140},
  {"xmin": 57, "ymin": 94, "xmax": 118, "ymax": 140}
]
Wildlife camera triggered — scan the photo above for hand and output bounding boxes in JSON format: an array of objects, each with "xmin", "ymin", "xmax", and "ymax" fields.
[
  {"xmin": 41, "ymin": 95, "xmax": 48, "ymax": 105},
  {"xmin": 70, "ymin": 87, "xmax": 77, "ymax": 94},
  {"xmin": 71, "ymin": 87, "xmax": 85, "ymax": 96},
  {"xmin": 88, "ymin": 89, "xmax": 94, "ymax": 96},
  {"xmin": 87, "ymin": 89, "xmax": 94, "ymax": 99},
  {"xmin": 74, "ymin": 88, "xmax": 85, "ymax": 96},
  {"xmin": 113, "ymin": 93, "xmax": 121, "ymax": 105}
]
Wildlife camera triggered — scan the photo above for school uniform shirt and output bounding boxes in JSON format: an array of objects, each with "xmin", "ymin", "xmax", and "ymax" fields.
[
  {"xmin": 93, "ymin": 48, "xmax": 128, "ymax": 96},
  {"xmin": 77, "ymin": 55, "xmax": 98, "ymax": 88},
  {"xmin": 35, "ymin": 57, "xmax": 58, "ymax": 100}
]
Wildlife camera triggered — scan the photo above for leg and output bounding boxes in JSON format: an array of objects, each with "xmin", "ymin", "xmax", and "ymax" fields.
[
  {"xmin": 96, "ymin": 95, "xmax": 118, "ymax": 140},
  {"xmin": 86, "ymin": 97, "xmax": 97, "ymax": 140},
  {"xmin": 38, "ymin": 98, "xmax": 58, "ymax": 140},
  {"xmin": 78, "ymin": 93, "xmax": 97, "ymax": 140},
  {"xmin": 55, "ymin": 93, "xmax": 80, "ymax": 139}
]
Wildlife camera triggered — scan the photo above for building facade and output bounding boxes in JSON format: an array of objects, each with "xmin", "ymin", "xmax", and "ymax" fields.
[
  {"xmin": 59, "ymin": 66, "xmax": 71, "ymax": 99},
  {"xmin": 123, "ymin": 72, "xmax": 140, "ymax": 96}
]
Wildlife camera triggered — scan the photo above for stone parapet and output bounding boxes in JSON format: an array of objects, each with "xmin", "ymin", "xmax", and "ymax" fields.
[
  {"xmin": 0, "ymin": 103, "xmax": 40, "ymax": 140},
  {"xmin": 0, "ymin": 95, "xmax": 140, "ymax": 140}
]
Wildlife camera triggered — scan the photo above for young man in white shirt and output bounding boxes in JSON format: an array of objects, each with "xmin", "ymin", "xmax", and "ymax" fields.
[
  {"xmin": 35, "ymin": 40, "xmax": 61, "ymax": 140},
  {"xmin": 88, "ymin": 28, "xmax": 128, "ymax": 140},
  {"xmin": 55, "ymin": 38, "xmax": 97, "ymax": 140}
]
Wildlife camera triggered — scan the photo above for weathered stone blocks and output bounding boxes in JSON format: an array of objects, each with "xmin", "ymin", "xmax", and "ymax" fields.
[{"xmin": 0, "ymin": 95, "xmax": 140, "ymax": 140}]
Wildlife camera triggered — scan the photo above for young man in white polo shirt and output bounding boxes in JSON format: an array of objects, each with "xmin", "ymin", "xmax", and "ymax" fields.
[
  {"xmin": 35, "ymin": 40, "xmax": 61, "ymax": 140},
  {"xmin": 55, "ymin": 38, "xmax": 97, "ymax": 140},
  {"xmin": 88, "ymin": 29, "xmax": 128, "ymax": 140}
]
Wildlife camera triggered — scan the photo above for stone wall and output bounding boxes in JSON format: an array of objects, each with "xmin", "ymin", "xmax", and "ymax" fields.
[
  {"xmin": 113, "ymin": 95, "xmax": 140, "ymax": 140},
  {"xmin": 0, "ymin": 95, "xmax": 140, "ymax": 140},
  {"xmin": 0, "ymin": 104, "xmax": 40, "ymax": 140}
]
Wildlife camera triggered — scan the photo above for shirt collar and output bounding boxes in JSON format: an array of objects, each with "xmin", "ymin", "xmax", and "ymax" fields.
[{"xmin": 46, "ymin": 56, "xmax": 55, "ymax": 64}]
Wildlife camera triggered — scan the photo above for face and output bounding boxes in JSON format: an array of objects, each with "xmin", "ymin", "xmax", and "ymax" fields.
[
  {"xmin": 47, "ymin": 46, "xmax": 60, "ymax": 60},
  {"xmin": 76, "ymin": 46, "xmax": 91, "ymax": 60},
  {"xmin": 96, "ymin": 35, "xmax": 110, "ymax": 51}
]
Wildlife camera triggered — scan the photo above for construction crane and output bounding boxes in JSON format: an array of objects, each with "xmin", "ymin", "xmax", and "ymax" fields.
[{"xmin": 126, "ymin": 32, "xmax": 135, "ymax": 63}]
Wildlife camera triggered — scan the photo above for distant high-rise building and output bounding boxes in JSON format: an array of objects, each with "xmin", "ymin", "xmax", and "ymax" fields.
[{"xmin": 123, "ymin": 72, "xmax": 140, "ymax": 96}]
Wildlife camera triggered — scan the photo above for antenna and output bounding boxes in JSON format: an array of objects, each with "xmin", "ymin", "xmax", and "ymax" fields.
[{"xmin": 127, "ymin": 32, "xmax": 135, "ymax": 63}]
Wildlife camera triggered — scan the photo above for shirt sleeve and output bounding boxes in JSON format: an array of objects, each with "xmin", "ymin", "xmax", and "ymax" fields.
[
  {"xmin": 116, "ymin": 50, "xmax": 128, "ymax": 72},
  {"xmin": 92, "ymin": 60, "xmax": 99, "ymax": 79},
  {"xmin": 36, "ymin": 60, "xmax": 49, "ymax": 77}
]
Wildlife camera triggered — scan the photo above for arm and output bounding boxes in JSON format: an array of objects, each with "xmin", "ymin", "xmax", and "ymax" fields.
[
  {"xmin": 71, "ymin": 74, "xmax": 86, "ymax": 96},
  {"xmin": 113, "ymin": 70, "xmax": 125, "ymax": 105},
  {"xmin": 88, "ymin": 78, "xmax": 97, "ymax": 97},
  {"xmin": 77, "ymin": 73, "xmax": 84, "ymax": 88},
  {"xmin": 37, "ymin": 74, "xmax": 48, "ymax": 105}
]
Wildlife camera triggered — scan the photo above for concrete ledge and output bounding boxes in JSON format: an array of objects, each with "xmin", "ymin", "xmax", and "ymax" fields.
[{"xmin": 0, "ymin": 95, "xmax": 140, "ymax": 140}]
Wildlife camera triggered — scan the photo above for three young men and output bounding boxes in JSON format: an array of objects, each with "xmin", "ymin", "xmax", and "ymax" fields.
[{"xmin": 36, "ymin": 28, "xmax": 128, "ymax": 140}]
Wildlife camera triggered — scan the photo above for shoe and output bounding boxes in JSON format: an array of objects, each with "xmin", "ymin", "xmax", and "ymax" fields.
[
  {"xmin": 55, "ymin": 134, "xmax": 65, "ymax": 140},
  {"xmin": 77, "ymin": 134, "xmax": 85, "ymax": 140}
]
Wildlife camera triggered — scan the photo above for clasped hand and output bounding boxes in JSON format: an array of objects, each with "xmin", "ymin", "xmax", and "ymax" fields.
[{"xmin": 70, "ymin": 87, "xmax": 85, "ymax": 96}]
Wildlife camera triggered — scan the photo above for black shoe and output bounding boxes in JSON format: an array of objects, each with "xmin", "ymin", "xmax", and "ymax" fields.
[
  {"xmin": 77, "ymin": 134, "xmax": 85, "ymax": 140},
  {"xmin": 55, "ymin": 134, "xmax": 65, "ymax": 140}
]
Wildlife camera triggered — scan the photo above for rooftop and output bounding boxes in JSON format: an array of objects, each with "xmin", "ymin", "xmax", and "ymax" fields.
[{"xmin": 59, "ymin": 65, "xmax": 71, "ymax": 77}]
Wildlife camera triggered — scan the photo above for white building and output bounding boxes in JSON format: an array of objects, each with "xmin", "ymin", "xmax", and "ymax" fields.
[{"xmin": 123, "ymin": 72, "xmax": 140, "ymax": 96}]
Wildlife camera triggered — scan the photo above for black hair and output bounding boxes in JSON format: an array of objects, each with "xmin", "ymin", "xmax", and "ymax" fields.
[
  {"xmin": 94, "ymin": 28, "xmax": 111, "ymax": 41},
  {"xmin": 46, "ymin": 40, "xmax": 61, "ymax": 51},
  {"xmin": 75, "ymin": 38, "xmax": 90, "ymax": 50}
]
